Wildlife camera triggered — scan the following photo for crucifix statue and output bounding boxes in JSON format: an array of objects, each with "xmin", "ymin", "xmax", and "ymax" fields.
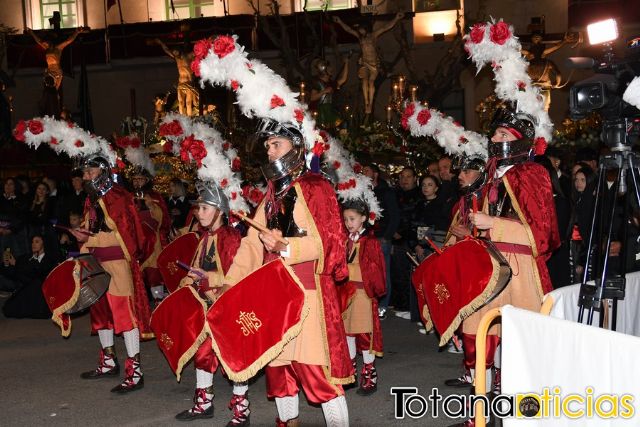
[
  {"xmin": 154, "ymin": 38, "xmax": 199, "ymax": 116},
  {"xmin": 333, "ymin": 13, "xmax": 404, "ymax": 115}
]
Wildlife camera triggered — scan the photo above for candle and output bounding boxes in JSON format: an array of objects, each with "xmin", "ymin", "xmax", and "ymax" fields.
[
  {"xmin": 392, "ymin": 84, "xmax": 399, "ymax": 101},
  {"xmin": 398, "ymin": 75, "xmax": 405, "ymax": 95},
  {"xmin": 410, "ymin": 86, "xmax": 418, "ymax": 102},
  {"xmin": 386, "ymin": 105, "xmax": 392, "ymax": 123}
]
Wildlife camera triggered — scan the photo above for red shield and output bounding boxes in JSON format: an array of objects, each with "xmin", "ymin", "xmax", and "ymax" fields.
[
  {"xmin": 337, "ymin": 281, "xmax": 357, "ymax": 313},
  {"xmin": 42, "ymin": 259, "xmax": 81, "ymax": 337},
  {"xmin": 412, "ymin": 238, "xmax": 510, "ymax": 346},
  {"xmin": 206, "ymin": 259, "xmax": 307, "ymax": 382},
  {"xmin": 150, "ymin": 286, "xmax": 208, "ymax": 380},
  {"xmin": 157, "ymin": 232, "xmax": 199, "ymax": 293}
]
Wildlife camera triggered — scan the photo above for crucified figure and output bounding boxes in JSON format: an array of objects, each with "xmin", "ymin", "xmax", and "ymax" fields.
[
  {"xmin": 333, "ymin": 13, "xmax": 403, "ymax": 115},
  {"xmin": 26, "ymin": 27, "xmax": 87, "ymax": 90},
  {"xmin": 154, "ymin": 38, "xmax": 199, "ymax": 116}
]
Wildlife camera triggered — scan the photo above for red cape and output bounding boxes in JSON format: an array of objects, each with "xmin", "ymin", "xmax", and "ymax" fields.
[
  {"xmin": 297, "ymin": 173, "xmax": 354, "ymax": 383},
  {"xmin": 86, "ymin": 185, "xmax": 153, "ymax": 338},
  {"xmin": 356, "ymin": 232, "xmax": 385, "ymax": 355},
  {"xmin": 147, "ymin": 190, "xmax": 172, "ymax": 247},
  {"xmin": 502, "ymin": 162, "xmax": 560, "ymax": 294}
]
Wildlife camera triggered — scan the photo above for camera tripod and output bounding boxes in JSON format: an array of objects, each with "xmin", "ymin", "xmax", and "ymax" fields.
[{"xmin": 577, "ymin": 148, "xmax": 640, "ymax": 330}]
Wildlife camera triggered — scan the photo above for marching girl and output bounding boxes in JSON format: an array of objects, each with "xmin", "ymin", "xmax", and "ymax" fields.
[{"xmin": 340, "ymin": 199, "xmax": 386, "ymax": 396}]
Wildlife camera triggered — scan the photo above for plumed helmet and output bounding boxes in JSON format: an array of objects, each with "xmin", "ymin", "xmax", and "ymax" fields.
[
  {"xmin": 489, "ymin": 107, "xmax": 537, "ymax": 165},
  {"xmin": 453, "ymin": 155, "xmax": 488, "ymax": 195},
  {"xmin": 81, "ymin": 155, "xmax": 114, "ymax": 198},
  {"xmin": 255, "ymin": 118, "xmax": 304, "ymax": 147},
  {"xmin": 192, "ymin": 180, "xmax": 229, "ymax": 215}
]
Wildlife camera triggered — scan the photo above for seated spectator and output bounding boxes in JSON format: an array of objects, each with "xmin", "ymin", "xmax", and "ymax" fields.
[{"xmin": 1, "ymin": 235, "xmax": 56, "ymax": 318}]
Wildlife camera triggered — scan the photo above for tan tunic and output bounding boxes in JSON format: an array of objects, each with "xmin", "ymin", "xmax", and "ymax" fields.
[
  {"xmin": 179, "ymin": 234, "xmax": 225, "ymax": 298},
  {"xmin": 224, "ymin": 184, "xmax": 328, "ymax": 367},
  {"xmin": 81, "ymin": 231, "xmax": 133, "ymax": 297},
  {"xmin": 141, "ymin": 199, "xmax": 165, "ymax": 270},
  {"xmin": 343, "ymin": 243, "xmax": 373, "ymax": 334}
]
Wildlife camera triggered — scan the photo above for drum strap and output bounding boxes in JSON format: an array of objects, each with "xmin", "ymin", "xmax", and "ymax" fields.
[{"xmin": 493, "ymin": 242, "xmax": 532, "ymax": 256}]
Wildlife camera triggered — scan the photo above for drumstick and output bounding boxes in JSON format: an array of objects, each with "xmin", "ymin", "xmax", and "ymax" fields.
[
  {"xmin": 406, "ymin": 251, "xmax": 420, "ymax": 267},
  {"xmin": 424, "ymin": 237, "xmax": 443, "ymax": 255},
  {"xmin": 231, "ymin": 211, "xmax": 289, "ymax": 246},
  {"xmin": 472, "ymin": 194, "xmax": 478, "ymax": 238}
]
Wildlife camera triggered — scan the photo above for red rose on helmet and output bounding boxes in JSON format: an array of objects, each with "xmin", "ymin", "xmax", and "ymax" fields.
[
  {"xmin": 534, "ymin": 137, "xmax": 547, "ymax": 156},
  {"xmin": 333, "ymin": 161, "xmax": 341, "ymax": 169},
  {"xmin": 232, "ymin": 157, "xmax": 241, "ymax": 171},
  {"xmin": 311, "ymin": 142, "xmax": 325, "ymax": 157},
  {"xmin": 230, "ymin": 192, "xmax": 237, "ymax": 200},
  {"xmin": 213, "ymin": 35, "xmax": 235, "ymax": 58},
  {"xmin": 220, "ymin": 178, "xmax": 228, "ymax": 188},
  {"xmin": 28, "ymin": 120, "xmax": 44, "ymax": 135},
  {"xmin": 294, "ymin": 109, "xmax": 304, "ymax": 124},
  {"xmin": 270, "ymin": 95, "xmax": 285, "ymax": 109},
  {"xmin": 50, "ymin": 137, "xmax": 58, "ymax": 145},
  {"xmin": 75, "ymin": 140, "xmax": 84, "ymax": 147},
  {"xmin": 490, "ymin": 22, "xmax": 511, "ymax": 45},
  {"xmin": 469, "ymin": 23, "xmax": 485, "ymax": 44},
  {"xmin": 417, "ymin": 109, "xmax": 431, "ymax": 126},
  {"xmin": 13, "ymin": 120, "xmax": 26, "ymax": 142},
  {"xmin": 230, "ymin": 80, "xmax": 240, "ymax": 91},
  {"xmin": 369, "ymin": 212, "xmax": 376, "ymax": 221},
  {"xmin": 130, "ymin": 136, "xmax": 141, "ymax": 148},
  {"xmin": 193, "ymin": 39, "xmax": 212, "ymax": 60},
  {"xmin": 159, "ymin": 120, "xmax": 183, "ymax": 136},
  {"xmin": 353, "ymin": 162, "xmax": 362, "ymax": 174},
  {"xmin": 163, "ymin": 141, "xmax": 174, "ymax": 153}
]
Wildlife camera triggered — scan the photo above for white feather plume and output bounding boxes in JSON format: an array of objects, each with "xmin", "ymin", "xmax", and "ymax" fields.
[{"xmin": 623, "ymin": 76, "xmax": 640, "ymax": 110}]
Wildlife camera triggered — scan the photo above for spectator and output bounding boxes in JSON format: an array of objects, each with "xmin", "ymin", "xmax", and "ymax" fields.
[
  {"xmin": 166, "ymin": 178, "xmax": 190, "ymax": 229},
  {"xmin": 574, "ymin": 147, "xmax": 598, "ymax": 173},
  {"xmin": 409, "ymin": 175, "xmax": 449, "ymax": 261},
  {"xmin": 546, "ymin": 146, "xmax": 571, "ymax": 199},
  {"xmin": 427, "ymin": 161, "xmax": 440, "ymax": 179},
  {"xmin": 392, "ymin": 166, "xmax": 422, "ymax": 321},
  {"xmin": 571, "ymin": 161, "xmax": 593, "ymax": 178},
  {"xmin": 437, "ymin": 156, "xmax": 458, "ymax": 211},
  {"xmin": 363, "ymin": 163, "xmax": 399, "ymax": 319},
  {"xmin": 28, "ymin": 182, "xmax": 54, "ymax": 229},
  {"xmin": 1, "ymin": 234, "xmax": 56, "ymax": 318},
  {"xmin": 0, "ymin": 177, "xmax": 28, "ymax": 257},
  {"xmin": 42, "ymin": 176, "xmax": 66, "ymax": 223},
  {"xmin": 67, "ymin": 169, "xmax": 87, "ymax": 219},
  {"xmin": 58, "ymin": 211, "xmax": 82, "ymax": 258},
  {"xmin": 571, "ymin": 167, "xmax": 596, "ymax": 281}
]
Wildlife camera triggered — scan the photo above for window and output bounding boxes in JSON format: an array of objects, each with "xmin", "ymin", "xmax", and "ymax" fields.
[
  {"xmin": 40, "ymin": 0, "xmax": 77, "ymax": 29},
  {"xmin": 301, "ymin": 0, "xmax": 353, "ymax": 11},
  {"xmin": 166, "ymin": 0, "xmax": 216, "ymax": 19}
]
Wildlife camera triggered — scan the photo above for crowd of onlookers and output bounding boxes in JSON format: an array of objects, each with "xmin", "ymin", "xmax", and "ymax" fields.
[{"xmin": 1, "ymin": 145, "xmax": 638, "ymax": 324}]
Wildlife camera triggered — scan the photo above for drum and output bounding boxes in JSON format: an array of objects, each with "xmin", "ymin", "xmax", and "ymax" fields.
[
  {"xmin": 206, "ymin": 259, "xmax": 308, "ymax": 382},
  {"xmin": 42, "ymin": 254, "xmax": 111, "ymax": 336},
  {"xmin": 150, "ymin": 286, "xmax": 208, "ymax": 380},
  {"xmin": 412, "ymin": 237, "xmax": 511, "ymax": 346},
  {"xmin": 157, "ymin": 232, "xmax": 199, "ymax": 293}
]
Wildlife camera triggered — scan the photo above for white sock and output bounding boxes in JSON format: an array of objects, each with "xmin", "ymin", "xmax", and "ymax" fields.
[
  {"xmin": 321, "ymin": 395, "xmax": 349, "ymax": 427},
  {"xmin": 98, "ymin": 329, "xmax": 114, "ymax": 348},
  {"xmin": 233, "ymin": 382, "xmax": 248, "ymax": 395},
  {"xmin": 347, "ymin": 336, "xmax": 356, "ymax": 360},
  {"xmin": 196, "ymin": 368, "xmax": 214, "ymax": 390},
  {"xmin": 275, "ymin": 395, "xmax": 299, "ymax": 422},
  {"xmin": 123, "ymin": 328, "xmax": 140, "ymax": 358},
  {"xmin": 494, "ymin": 343, "xmax": 501, "ymax": 369},
  {"xmin": 362, "ymin": 351, "xmax": 375, "ymax": 364}
]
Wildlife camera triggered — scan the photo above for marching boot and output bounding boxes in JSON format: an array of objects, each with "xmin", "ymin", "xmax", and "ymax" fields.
[
  {"xmin": 356, "ymin": 362, "xmax": 378, "ymax": 396},
  {"xmin": 176, "ymin": 386, "xmax": 214, "ymax": 421},
  {"xmin": 275, "ymin": 417, "xmax": 300, "ymax": 427},
  {"xmin": 445, "ymin": 368, "xmax": 473, "ymax": 388},
  {"xmin": 226, "ymin": 392, "xmax": 250, "ymax": 426},
  {"xmin": 111, "ymin": 354, "xmax": 144, "ymax": 393},
  {"xmin": 80, "ymin": 346, "xmax": 120, "ymax": 379}
]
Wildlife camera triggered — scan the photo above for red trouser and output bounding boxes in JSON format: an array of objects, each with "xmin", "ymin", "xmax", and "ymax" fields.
[
  {"xmin": 193, "ymin": 336, "xmax": 219, "ymax": 373},
  {"xmin": 90, "ymin": 293, "xmax": 136, "ymax": 334},
  {"xmin": 347, "ymin": 333, "xmax": 371, "ymax": 353},
  {"xmin": 462, "ymin": 333, "xmax": 500, "ymax": 370},
  {"xmin": 265, "ymin": 363, "xmax": 343, "ymax": 404}
]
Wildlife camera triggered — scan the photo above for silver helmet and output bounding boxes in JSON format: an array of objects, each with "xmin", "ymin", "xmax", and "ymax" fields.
[
  {"xmin": 192, "ymin": 180, "xmax": 229, "ymax": 215},
  {"xmin": 489, "ymin": 107, "xmax": 536, "ymax": 166},
  {"xmin": 82, "ymin": 155, "xmax": 114, "ymax": 199},
  {"xmin": 257, "ymin": 118, "xmax": 307, "ymax": 196},
  {"xmin": 453, "ymin": 155, "xmax": 488, "ymax": 195}
]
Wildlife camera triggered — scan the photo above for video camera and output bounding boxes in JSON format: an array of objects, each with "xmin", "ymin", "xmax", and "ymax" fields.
[{"xmin": 567, "ymin": 19, "xmax": 640, "ymax": 150}]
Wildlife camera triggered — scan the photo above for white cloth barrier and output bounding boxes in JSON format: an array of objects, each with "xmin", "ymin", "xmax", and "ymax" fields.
[
  {"xmin": 544, "ymin": 272, "xmax": 640, "ymax": 337},
  {"xmin": 501, "ymin": 305, "xmax": 640, "ymax": 426}
]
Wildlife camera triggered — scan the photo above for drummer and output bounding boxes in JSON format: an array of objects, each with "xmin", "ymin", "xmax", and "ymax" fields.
[
  {"xmin": 172, "ymin": 180, "xmax": 249, "ymax": 426},
  {"xmin": 70, "ymin": 155, "xmax": 152, "ymax": 394},
  {"xmin": 220, "ymin": 118, "xmax": 352, "ymax": 427},
  {"xmin": 451, "ymin": 107, "xmax": 560, "ymax": 426}
]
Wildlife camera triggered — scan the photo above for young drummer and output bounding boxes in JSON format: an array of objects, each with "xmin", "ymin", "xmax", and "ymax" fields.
[
  {"xmin": 340, "ymin": 199, "xmax": 386, "ymax": 396},
  {"xmin": 175, "ymin": 181, "xmax": 249, "ymax": 426}
]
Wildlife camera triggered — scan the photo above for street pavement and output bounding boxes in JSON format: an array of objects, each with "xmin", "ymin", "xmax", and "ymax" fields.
[{"xmin": 0, "ymin": 298, "xmax": 474, "ymax": 427}]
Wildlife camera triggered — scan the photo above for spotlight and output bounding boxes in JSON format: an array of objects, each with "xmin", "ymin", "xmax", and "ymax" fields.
[{"xmin": 587, "ymin": 18, "xmax": 618, "ymax": 45}]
